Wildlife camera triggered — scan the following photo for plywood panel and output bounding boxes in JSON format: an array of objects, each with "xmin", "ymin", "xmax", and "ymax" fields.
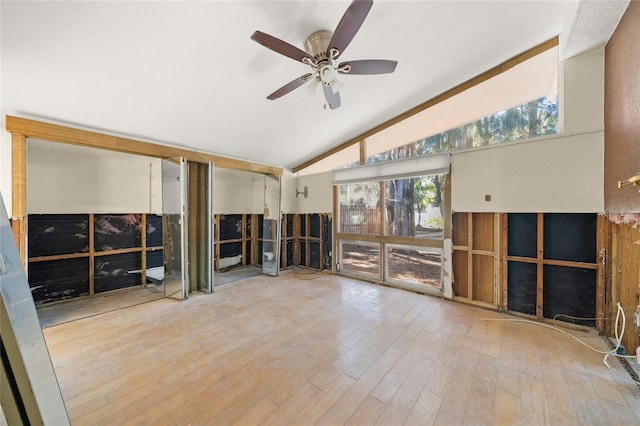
[
  {"xmin": 472, "ymin": 254, "xmax": 494, "ymax": 303},
  {"xmin": 604, "ymin": 0, "xmax": 640, "ymax": 212},
  {"xmin": 472, "ymin": 213, "xmax": 494, "ymax": 251},
  {"xmin": 452, "ymin": 251, "xmax": 468, "ymax": 298},
  {"xmin": 452, "ymin": 213, "xmax": 468, "ymax": 246},
  {"xmin": 614, "ymin": 222, "xmax": 640, "ymax": 355}
]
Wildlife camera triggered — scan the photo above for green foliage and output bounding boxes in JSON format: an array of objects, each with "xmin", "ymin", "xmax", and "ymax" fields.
[
  {"xmin": 425, "ymin": 217, "xmax": 444, "ymax": 228},
  {"xmin": 400, "ymin": 96, "xmax": 558, "ymax": 153}
]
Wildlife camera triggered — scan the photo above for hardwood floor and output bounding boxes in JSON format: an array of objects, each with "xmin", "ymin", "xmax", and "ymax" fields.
[{"xmin": 42, "ymin": 272, "xmax": 640, "ymax": 425}]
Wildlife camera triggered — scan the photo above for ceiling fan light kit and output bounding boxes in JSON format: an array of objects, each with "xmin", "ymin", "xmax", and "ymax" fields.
[{"xmin": 251, "ymin": 0, "xmax": 397, "ymax": 110}]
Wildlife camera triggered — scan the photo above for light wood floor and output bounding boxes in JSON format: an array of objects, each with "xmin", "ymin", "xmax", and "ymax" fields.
[{"xmin": 43, "ymin": 272, "xmax": 640, "ymax": 425}]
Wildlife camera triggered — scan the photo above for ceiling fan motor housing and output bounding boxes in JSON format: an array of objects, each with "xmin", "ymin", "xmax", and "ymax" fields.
[{"xmin": 305, "ymin": 30, "xmax": 333, "ymax": 62}]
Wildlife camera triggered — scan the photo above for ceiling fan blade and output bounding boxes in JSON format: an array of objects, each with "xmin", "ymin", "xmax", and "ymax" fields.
[
  {"xmin": 338, "ymin": 59, "xmax": 398, "ymax": 75},
  {"xmin": 328, "ymin": 0, "xmax": 373, "ymax": 59},
  {"xmin": 251, "ymin": 30, "xmax": 312, "ymax": 63},
  {"xmin": 322, "ymin": 84, "xmax": 341, "ymax": 110},
  {"xmin": 267, "ymin": 73, "xmax": 313, "ymax": 100}
]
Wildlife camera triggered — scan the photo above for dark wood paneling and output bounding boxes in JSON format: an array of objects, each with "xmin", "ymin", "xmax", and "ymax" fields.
[
  {"xmin": 453, "ymin": 250, "xmax": 469, "ymax": 298},
  {"xmin": 604, "ymin": 1, "xmax": 640, "ymax": 212},
  {"xmin": 452, "ymin": 212, "xmax": 468, "ymax": 246}
]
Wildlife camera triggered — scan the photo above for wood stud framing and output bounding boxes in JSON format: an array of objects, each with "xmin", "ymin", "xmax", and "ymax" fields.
[
  {"xmin": 499, "ymin": 213, "xmax": 604, "ymax": 331},
  {"xmin": 215, "ymin": 214, "xmax": 254, "ymax": 271},
  {"xmin": 536, "ymin": 213, "xmax": 544, "ymax": 319},
  {"xmin": 11, "ymin": 133, "xmax": 27, "ymax": 264},
  {"xmin": 287, "ymin": 213, "xmax": 328, "ymax": 271},
  {"xmin": 452, "ymin": 212, "xmax": 499, "ymax": 308},
  {"xmin": 27, "ymin": 213, "xmax": 163, "ymax": 297}
]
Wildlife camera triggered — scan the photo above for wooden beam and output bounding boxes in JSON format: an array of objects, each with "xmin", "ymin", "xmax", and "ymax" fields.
[
  {"xmin": 595, "ymin": 215, "xmax": 607, "ymax": 333},
  {"xmin": 500, "ymin": 213, "xmax": 508, "ymax": 311},
  {"xmin": 609, "ymin": 221, "xmax": 619, "ymax": 337},
  {"xmin": 359, "ymin": 140, "xmax": 366, "ymax": 165},
  {"xmin": 89, "ymin": 214, "xmax": 95, "ymax": 295},
  {"xmin": 141, "ymin": 214, "xmax": 147, "ymax": 287},
  {"xmin": 10, "ymin": 218, "xmax": 26, "ymax": 267},
  {"xmin": 493, "ymin": 213, "xmax": 500, "ymax": 307},
  {"xmin": 536, "ymin": 213, "xmax": 544, "ymax": 320},
  {"xmin": 467, "ymin": 213, "xmax": 473, "ymax": 302},
  {"xmin": 11, "ymin": 133, "xmax": 27, "ymax": 218},
  {"xmin": 292, "ymin": 37, "xmax": 559, "ymax": 173},
  {"xmin": 333, "ymin": 187, "xmax": 338, "ymax": 273},
  {"xmin": 6, "ymin": 116, "xmax": 282, "ymax": 176},
  {"xmin": 11, "ymin": 133, "xmax": 27, "ymax": 265}
]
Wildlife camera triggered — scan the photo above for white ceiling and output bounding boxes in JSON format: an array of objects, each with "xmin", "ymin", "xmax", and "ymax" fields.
[{"xmin": 1, "ymin": 1, "xmax": 629, "ymax": 172}]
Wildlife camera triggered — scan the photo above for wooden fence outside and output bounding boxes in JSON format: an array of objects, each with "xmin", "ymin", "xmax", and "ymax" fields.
[{"xmin": 339, "ymin": 206, "xmax": 382, "ymax": 235}]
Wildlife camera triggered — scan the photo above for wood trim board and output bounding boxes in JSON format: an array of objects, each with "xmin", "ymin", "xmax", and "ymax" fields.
[{"xmin": 6, "ymin": 116, "xmax": 282, "ymax": 176}]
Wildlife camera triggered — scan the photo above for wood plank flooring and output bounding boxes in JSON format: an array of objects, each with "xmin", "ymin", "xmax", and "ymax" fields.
[{"xmin": 42, "ymin": 272, "xmax": 640, "ymax": 425}]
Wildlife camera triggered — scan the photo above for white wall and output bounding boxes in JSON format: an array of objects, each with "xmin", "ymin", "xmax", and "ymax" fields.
[
  {"xmin": 280, "ymin": 171, "xmax": 297, "ymax": 214},
  {"xmin": 27, "ymin": 140, "xmax": 162, "ymax": 214},
  {"xmin": 560, "ymin": 48, "xmax": 605, "ymax": 134},
  {"xmin": 452, "ymin": 48, "xmax": 605, "ymax": 213},
  {"xmin": 213, "ymin": 168, "xmax": 263, "ymax": 214},
  {"xmin": 451, "ymin": 131, "xmax": 604, "ymax": 212},
  {"xmin": 296, "ymin": 171, "xmax": 334, "ymax": 214}
]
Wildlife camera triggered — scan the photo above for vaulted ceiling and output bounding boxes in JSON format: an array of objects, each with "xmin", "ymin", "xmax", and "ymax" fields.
[{"xmin": 1, "ymin": 1, "xmax": 629, "ymax": 172}]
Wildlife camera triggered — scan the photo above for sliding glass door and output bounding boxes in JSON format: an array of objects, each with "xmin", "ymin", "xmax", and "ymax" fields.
[
  {"xmin": 262, "ymin": 174, "xmax": 281, "ymax": 276},
  {"xmin": 162, "ymin": 157, "xmax": 189, "ymax": 299}
]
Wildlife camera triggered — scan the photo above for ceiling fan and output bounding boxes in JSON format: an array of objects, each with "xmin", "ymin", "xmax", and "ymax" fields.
[{"xmin": 251, "ymin": 0, "xmax": 397, "ymax": 110}]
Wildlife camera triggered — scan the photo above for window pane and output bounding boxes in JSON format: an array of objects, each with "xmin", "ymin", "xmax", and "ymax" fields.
[
  {"xmin": 339, "ymin": 240, "xmax": 380, "ymax": 278},
  {"xmin": 385, "ymin": 175, "xmax": 444, "ymax": 238},
  {"xmin": 367, "ymin": 96, "xmax": 558, "ymax": 162},
  {"xmin": 339, "ymin": 182, "xmax": 381, "ymax": 234},
  {"xmin": 386, "ymin": 245, "xmax": 441, "ymax": 289}
]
